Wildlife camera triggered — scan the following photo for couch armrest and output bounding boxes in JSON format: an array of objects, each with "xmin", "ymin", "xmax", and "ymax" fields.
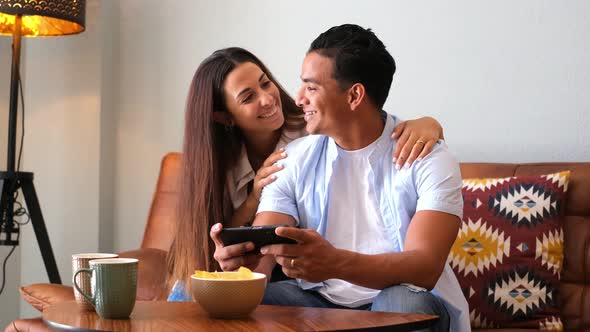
[
  {"xmin": 4, "ymin": 318, "xmax": 50, "ymax": 332},
  {"xmin": 117, "ymin": 248, "xmax": 168, "ymax": 301},
  {"xmin": 19, "ymin": 284, "xmax": 74, "ymax": 312}
]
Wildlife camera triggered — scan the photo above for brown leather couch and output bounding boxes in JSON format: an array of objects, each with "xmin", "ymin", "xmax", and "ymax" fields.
[{"xmin": 8, "ymin": 153, "xmax": 590, "ymax": 331}]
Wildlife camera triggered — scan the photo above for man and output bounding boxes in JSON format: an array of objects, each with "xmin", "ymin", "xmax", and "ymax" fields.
[{"xmin": 212, "ymin": 24, "xmax": 469, "ymax": 332}]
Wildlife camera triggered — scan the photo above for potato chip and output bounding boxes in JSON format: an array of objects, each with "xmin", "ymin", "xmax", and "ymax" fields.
[
  {"xmin": 236, "ymin": 266, "xmax": 254, "ymax": 279},
  {"xmin": 193, "ymin": 266, "xmax": 254, "ymax": 280}
]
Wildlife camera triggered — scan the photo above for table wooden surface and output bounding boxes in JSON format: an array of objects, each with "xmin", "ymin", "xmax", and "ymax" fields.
[{"xmin": 42, "ymin": 301, "xmax": 438, "ymax": 331}]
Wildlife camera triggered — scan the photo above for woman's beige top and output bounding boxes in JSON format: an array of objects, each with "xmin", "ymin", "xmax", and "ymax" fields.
[{"xmin": 223, "ymin": 128, "xmax": 306, "ymax": 223}]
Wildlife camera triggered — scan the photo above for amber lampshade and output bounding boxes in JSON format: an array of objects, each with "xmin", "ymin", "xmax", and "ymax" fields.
[{"xmin": 0, "ymin": 0, "xmax": 85, "ymax": 37}]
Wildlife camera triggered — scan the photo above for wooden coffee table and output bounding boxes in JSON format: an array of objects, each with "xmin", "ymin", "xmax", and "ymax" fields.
[{"xmin": 43, "ymin": 301, "xmax": 438, "ymax": 331}]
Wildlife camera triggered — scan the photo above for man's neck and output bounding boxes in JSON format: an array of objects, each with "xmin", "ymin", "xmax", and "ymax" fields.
[{"xmin": 331, "ymin": 109, "xmax": 385, "ymax": 151}]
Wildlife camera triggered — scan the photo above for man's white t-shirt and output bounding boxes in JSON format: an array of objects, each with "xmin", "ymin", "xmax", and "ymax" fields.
[{"xmin": 318, "ymin": 138, "xmax": 396, "ymax": 307}]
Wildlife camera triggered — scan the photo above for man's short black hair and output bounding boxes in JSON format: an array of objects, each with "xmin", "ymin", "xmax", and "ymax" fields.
[{"xmin": 309, "ymin": 24, "xmax": 396, "ymax": 109}]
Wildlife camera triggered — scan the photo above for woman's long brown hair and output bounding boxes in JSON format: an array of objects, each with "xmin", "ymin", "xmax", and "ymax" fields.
[{"xmin": 165, "ymin": 48, "xmax": 304, "ymax": 293}]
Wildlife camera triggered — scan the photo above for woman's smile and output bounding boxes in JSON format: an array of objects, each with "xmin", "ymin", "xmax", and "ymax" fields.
[{"xmin": 259, "ymin": 107, "xmax": 279, "ymax": 119}]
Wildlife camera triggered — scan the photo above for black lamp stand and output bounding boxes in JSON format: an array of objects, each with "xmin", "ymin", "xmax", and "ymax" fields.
[{"xmin": 0, "ymin": 15, "xmax": 62, "ymax": 284}]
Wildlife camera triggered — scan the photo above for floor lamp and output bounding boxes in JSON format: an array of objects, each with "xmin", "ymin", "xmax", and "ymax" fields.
[{"xmin": 0, "ymin": 0, "xmax": 86, "ymax": 284}]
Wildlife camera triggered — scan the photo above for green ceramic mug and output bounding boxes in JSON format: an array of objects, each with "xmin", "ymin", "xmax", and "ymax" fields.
[{"xmin": 73, "ymin": 258, "xmax": 138, "ymax": 319}]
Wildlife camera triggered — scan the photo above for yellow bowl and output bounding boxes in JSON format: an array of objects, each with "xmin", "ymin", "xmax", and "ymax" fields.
[{"xmin": 190, "ymin": 272, "xmax": 267, "ymax": 319}]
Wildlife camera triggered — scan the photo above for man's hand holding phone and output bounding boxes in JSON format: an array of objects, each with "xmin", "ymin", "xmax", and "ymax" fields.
[
  {"xmin": 260, "ymin": 227, "xmax": 341, "ymax": 283},
  {"xmin": 211, "ymin": 222, "xmax": 342, "ymax": 284},
  {"xmin": 210, "ymin": 223, "xmax": 295, "ymax": 272}
]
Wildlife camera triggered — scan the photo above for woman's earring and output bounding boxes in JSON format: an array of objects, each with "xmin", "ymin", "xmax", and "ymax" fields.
[{"xmin": 224, "ymin": 120, "xmax": 234, "ymax": 133}]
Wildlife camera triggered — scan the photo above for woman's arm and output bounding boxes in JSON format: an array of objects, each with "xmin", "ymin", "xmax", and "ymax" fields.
[
  {"xmin": 391, "ymin": 116, "xmax": 444, "ymax": 169},
  {"xmin": 228, "ymin": 149, "xmax": 288, "ymax": 227},
  {"xmin": 228, "ymin": 194, "xmax": 259, "ymax": 227}
]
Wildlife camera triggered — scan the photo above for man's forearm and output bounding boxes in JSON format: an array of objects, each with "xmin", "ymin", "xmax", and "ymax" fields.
[
  {"xmin": 335, "ymin": 249, "xmax": 445, "ymax": 290},
  {"xmin": 252, "ymin": 211, "xmax": 297, "ymax": 227}
]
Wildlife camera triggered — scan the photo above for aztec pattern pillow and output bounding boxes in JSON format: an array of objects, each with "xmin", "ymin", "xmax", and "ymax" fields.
[{"xmin": 448, "ymin": 171, "xmax": 570, "ymax": 330}]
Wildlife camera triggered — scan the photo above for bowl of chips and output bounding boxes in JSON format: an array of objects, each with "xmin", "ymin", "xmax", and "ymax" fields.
[{"xmin": 190, "ymin": 267, "xmax": 267, "ymax": 319}]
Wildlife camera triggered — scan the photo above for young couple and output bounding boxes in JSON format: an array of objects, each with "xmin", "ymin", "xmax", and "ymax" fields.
[{"xmin": 167, "ymin": 24, "xmax": 469, "ymax": 332}]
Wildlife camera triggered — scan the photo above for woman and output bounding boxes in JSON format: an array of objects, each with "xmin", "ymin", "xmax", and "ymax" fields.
[{"xmin": 166, "ymin": 47, "xmax": 444, "ymax": 300}]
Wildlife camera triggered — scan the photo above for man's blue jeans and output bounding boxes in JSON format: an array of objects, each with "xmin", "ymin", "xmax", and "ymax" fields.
[{"xmin": 263, "ymin": 281, "xmax": 450, "ymax": 332}]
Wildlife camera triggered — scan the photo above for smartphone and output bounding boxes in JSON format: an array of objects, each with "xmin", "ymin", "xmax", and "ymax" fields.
[{"xmin": 219, "ymin": 225, "xmax": 297, "ymax": 250}]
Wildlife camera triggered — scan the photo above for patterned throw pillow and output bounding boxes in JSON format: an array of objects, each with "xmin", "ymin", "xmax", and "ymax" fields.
[{"xmin": 448, "ymin": 171, "xmax": 570, "ymax": 330}]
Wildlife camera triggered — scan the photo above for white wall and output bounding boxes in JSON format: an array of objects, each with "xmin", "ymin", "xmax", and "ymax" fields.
[{"xmin": 112, "ymin": 0, "xmax": 590, "ymax": 252}]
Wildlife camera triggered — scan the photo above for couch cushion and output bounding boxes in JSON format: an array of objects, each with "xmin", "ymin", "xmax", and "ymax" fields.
[{"xmin": 448, "ymin": 171, "xmax": 569, "ymax": 329}]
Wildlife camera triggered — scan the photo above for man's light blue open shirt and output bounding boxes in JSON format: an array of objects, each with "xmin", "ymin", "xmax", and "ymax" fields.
[{"xmin": 257, "ymin": 113, "xmax": 470, "ymax": 332}]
